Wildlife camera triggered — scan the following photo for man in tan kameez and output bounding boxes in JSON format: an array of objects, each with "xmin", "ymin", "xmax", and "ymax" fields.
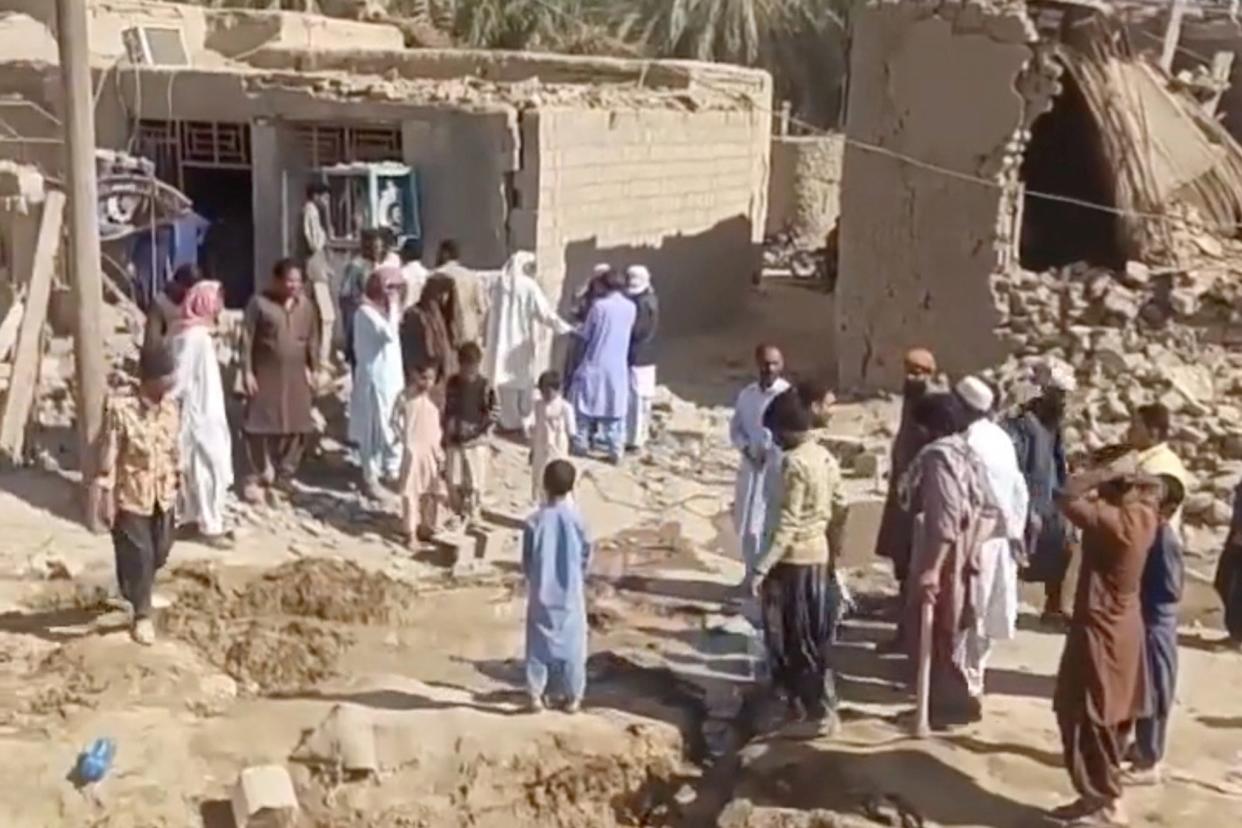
[{"xmin": 1052, "ymin": 455, "xmax": 1160, "ymax": 827}]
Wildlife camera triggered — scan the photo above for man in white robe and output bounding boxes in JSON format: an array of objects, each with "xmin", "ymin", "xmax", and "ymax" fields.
[
  {"xmin": 171, "ymin": 280, "xmax": 233, "ymax": 547},
  {"xmin": 955, "ymin": 375, "xmax": 1030, "ymax": 696},
  {"xmin": 729, "ymin": 344, "xmax": 789, "ymax": 590},
  {"xmin": 482, "ymin": 251, "xmax": 574, "ymax": 432}
]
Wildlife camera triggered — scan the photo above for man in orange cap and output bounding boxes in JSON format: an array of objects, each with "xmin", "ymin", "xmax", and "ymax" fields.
[{"xmin": 875, "ymin": 347, "xmax": 939, "ymax": 650}]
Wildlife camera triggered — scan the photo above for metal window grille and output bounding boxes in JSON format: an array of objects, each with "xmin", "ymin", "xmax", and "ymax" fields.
[
  {"xmin": 293, "ymin": 124, "xmax": 403, "ymax": 167},
  {"xmin": 135, "ymin": 120, "xmax": 251, "ymax": 188}
]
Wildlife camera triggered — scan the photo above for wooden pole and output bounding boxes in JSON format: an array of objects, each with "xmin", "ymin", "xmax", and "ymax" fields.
[
  {"xmin": 913, "ymin": 598, "xmax": 933, "ymax": 738},
  {"xmin": 1160, "ymin": 0, "xmax": 1186, "ymax": 74},
  {"xmin": 54, "ymin": 0, "xmax": 107, "ymax": 511}
]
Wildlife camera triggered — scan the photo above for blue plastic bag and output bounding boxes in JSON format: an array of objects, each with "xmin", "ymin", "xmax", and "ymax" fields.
[{"xmin": 75, "ymin": 738, "xmax": 115, "ymax": 785}]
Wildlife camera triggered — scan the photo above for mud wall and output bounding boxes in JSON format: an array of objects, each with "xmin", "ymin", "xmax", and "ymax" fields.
[
  {"xmin": 836, "ymin": 0, "xmax": 1038, "ymax": 389},
  {"xmin": 521, "ymin": 101, "xmax": 771, "ymax": 338},
  {"xmin": 766, "ymin": 134, "xmax": 843, "ymax": 245}
]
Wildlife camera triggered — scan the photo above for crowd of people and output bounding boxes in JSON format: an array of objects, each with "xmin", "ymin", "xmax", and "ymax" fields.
[
  {"xmin": 86, "ymin": 183, "xmax": 660, "ymax": 667},
  {"xmin": 727, "ymin": 341, "xmax": 1242, "ymax": 826},
  {"xmin": 74, "ymin": 184, "xmax": 1242, "ymax": 822}
]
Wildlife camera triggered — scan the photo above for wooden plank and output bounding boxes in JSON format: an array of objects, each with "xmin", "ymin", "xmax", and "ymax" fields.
[
  {"xmin": 1160, "ymin": 0, "xmax": 1186, "ymax": 74},
  {"xmin": 0, "ymin": 298, "xmax": 24, "ymax": 362},
  {"xmin": 1204, "ymin": 51, "xmax": 1235, "ymax": 118},
  {"xmin": 0, "ymin": 190, "xmax": 64, "ymax": 463}
]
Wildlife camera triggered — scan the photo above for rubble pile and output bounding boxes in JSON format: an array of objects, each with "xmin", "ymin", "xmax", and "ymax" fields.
[{"xmin": 990, "ymin": 230, "xmax": 1242, "ymax": 528}]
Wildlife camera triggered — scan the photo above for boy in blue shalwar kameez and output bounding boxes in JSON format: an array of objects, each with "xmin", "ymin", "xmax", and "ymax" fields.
[
  {"xmin": 522, "ymin": 459, "xmax": 591, "ymax": 712},
  {"xmin": 1126, "ymin": 475, "xmax": 1185, "ymax": 786}
]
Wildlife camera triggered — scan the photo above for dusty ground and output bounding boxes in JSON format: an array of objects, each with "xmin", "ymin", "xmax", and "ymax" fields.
[{"xmin": 0, "ymin": 282, "xmax": 1240, "ymax": 827}]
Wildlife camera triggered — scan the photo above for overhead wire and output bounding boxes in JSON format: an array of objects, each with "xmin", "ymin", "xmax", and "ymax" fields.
[{"xmin": 522, "ymin": 0, "xmax": 1242, "ymax": 237}]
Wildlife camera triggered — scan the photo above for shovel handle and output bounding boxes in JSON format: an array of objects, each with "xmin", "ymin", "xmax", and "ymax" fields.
[{"xmin": 913, "ymin": 597, "xmax": 934, "ymax": 738}]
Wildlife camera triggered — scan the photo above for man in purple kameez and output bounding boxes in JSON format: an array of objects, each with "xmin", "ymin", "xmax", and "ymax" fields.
[{"xmin": 570, "ymin": 268, "xmax": 636, "ymax": 463}]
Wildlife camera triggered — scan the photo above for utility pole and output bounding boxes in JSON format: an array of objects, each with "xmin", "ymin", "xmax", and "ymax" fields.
[{"xmin": 54, "ymin": 0, "xmax": 107, "ymax": 521}]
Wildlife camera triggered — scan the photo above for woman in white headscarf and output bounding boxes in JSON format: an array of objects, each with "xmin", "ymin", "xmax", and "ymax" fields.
[
  {"xmin": 624, "ymin": 265, "xmax": 659, "ymax": 451},
  {"xmin": 482, "ymin": 251, "xmax": 574, "ymax": 431}
]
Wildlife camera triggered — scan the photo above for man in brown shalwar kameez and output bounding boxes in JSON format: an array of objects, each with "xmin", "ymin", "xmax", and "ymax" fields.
[
  {"xmin": 240, "ymin": 258, "xmax": 321, "ymax": 504},
  {"xmin": 1052, "ymin": 456, "xmax": 1160, "ymax": 827}
]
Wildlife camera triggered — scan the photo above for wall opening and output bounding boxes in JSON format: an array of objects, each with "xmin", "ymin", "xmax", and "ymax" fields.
[
  {"xmin": 182, "ymin": 166, "xmax": 254, "ymax": 307},
  {"xmin": 134, "ymin": 119, "xmax": 255, "ymax": 306},
  {"xmin": 1018, "ymin": 69, "xmax": 1123, "ymax": 270}
]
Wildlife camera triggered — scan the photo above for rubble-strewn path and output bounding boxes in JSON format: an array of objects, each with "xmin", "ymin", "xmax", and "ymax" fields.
[{"xmin": 0, "ymin": 282, "xmax": 1240, "ymax": 826}]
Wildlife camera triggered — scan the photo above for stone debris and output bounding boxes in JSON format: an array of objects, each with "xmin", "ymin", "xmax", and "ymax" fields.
[
  {"xmin": 230, "ymin": 764, "xmax": 299, "ymax": 828},
  {"xmin": 990, "ymin": 241, "xmax": 1242, "ymax": 526}
]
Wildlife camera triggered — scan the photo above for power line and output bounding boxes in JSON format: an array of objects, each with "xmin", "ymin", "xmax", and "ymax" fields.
[{"xmin": 522, "ymin": 0, "xmax": 1242, "ymax": 237}]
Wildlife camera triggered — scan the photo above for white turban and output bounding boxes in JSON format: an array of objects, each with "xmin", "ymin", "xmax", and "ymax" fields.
[
  {"xmin": 1034, "ymin": 357, "xmax": 1077, "ymax": 393},
  {"xmin": 626, "ymin": 265, "xmax": 652, "ymax": 296}
]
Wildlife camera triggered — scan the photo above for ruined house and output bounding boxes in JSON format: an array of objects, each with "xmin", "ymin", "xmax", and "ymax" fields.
[
  {"xmin": 836, "ymin": 0, "xmax": 1242, "ymax": 388},
  {"xmin": 0, "ymin": 0, "xmax": 771, "ymax": 333}
]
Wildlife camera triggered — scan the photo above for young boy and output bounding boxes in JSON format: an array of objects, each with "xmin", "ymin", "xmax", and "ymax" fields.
[
  {"xmin": 522, "ymin": 459, "xmax": 591, "ymax": 713},
  {"xmin": 89, "ymin": 345, "xmax": 181, "ymax": 645},
  {"xmin": 393, "ymin": 360, "xmax": 443, "ymax": 546},
  {"xmin": 530, "ymin": 370, "xmax": 576, "ymax": 504},
  {"xmin": 443, "ymin": 342, "xmax": 497, "ymax": 528},
  {"xmin": 1126, "ymin": 474, "xmax": 1186, "ymax": 785}
]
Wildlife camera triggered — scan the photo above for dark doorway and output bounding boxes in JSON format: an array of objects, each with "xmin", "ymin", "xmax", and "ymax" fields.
[
  {"xmin": 181, "ymin": 166, "xmax": 254, "ymax": 308},
  {"xmin": 1019, "ymin": 69, "xmax": 1122, "ymax": 271}
]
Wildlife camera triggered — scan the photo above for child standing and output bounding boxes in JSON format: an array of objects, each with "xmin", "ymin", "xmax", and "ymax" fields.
[
  {"xmin": 1126, "ymin": 474, "xmax": 1186, "ymax": 785},
  {"xmin": 443, "ymin": 342, "xmax": 497, "ymax": 529},
  {"xmin": 393, "ymin": 361, "xmax": 443, "ymax": 546},
  {"xmin": 522, "ymin": 460, "xmax": 591, "ymax": 712},
  {"xmin": 530, "ymin": 370, "xmax": 576, "ymax": 503},
  {"xmin": 89, "ymin": 345, "xmax": 181, "ymax": 645}
]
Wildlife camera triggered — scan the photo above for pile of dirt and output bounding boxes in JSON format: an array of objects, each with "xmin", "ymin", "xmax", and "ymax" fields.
[
  {"xmin": 161, "ymin": 612, "xmax": 350, "ymax": 695},
  {"xmin": 233, "ymin": 558, "xmax": 424, "ymax": 626},
  {"xmin": 298, "ymin": 720, "xmax": 689, "ymax": 828},
  {"xmin": 159, "ymin": 559, "xmax": 427, "ymax": 694}
]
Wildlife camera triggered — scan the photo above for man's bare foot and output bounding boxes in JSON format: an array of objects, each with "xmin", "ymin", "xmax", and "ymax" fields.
[
  {"xmin": 131, "ymin": 617, "xmax": 156, "ymax": 646},
  {"xmin": 1065, "ymin": 800, "xmax": 1128, "ymax": 827},
  {"xmin": 242, "ymin": 483, "xmax": 265, "ymax": 505},
  {"xmin": 527, "ymin": 695, "xmax": 545, "ymax": 713},
  {"xmin": 1122, "ymin": 764, "xmax": 1162, "ymax": 786},
  {"xmin": 1050, "ymin": 798, "xmax": 1097, "ymax": 820}
]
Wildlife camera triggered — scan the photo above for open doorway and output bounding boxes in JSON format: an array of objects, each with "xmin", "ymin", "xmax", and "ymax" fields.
[
  {"xmin": 1018, "ymin": 68, "xmax": 1123, "ymax": 271},
  {"xmin": 182, "ymin": 166, "xmax": 254, "ymax": 308}
]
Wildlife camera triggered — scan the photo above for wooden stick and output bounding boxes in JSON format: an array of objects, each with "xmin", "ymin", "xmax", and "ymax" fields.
[{"xmin": 913, "ymin": 597, "xmax": 934, "ymax": 738}]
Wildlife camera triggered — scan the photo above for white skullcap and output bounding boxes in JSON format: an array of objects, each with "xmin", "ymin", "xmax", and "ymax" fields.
[
  {"xmin": 592, "ymin": 263, "xmax": 612, "ymax": 276},
  {"xmin": 955, "ymin": 375, "xmax": 994, "ymax": 413}
]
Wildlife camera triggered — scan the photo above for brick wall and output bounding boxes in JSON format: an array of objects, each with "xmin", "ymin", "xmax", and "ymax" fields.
[{"xmin": 521, "ymin": 103, "xmax": 770, "ymax": 336}]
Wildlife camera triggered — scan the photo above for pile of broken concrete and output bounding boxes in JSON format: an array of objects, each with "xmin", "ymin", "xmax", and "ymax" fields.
[{"xmin": 989, "ymin": 244, "xmax": 1242, "ymax": 529}]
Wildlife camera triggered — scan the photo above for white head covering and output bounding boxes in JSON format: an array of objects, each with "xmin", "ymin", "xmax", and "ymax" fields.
[
  {"xmin": 499, "ymin": 250, "xmax": 536, "ymax": 294},
  {"xmin": 626, "ymin": 265, "xmax": 651, "ymax": 296},
  {"xmin": 955, "ymin": 375, "xmax": 994, "ymax": 414},
  {"xmin": 592, "ymin": 263, "xmax": 612, "ymax": 277},
  {"xmin": 1034, "ymin": 356, "xmax": 1077, "ymax": 393}
]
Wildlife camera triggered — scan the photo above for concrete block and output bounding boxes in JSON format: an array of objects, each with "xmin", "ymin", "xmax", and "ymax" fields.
[{"xmin": 231, "ymin": 765, "xmax": 299, "ymax": 828}]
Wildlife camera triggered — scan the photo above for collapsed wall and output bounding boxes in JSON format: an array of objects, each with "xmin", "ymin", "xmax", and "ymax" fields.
[{"xmin": 836, "ymin": 0, "xmax": 1051, "ymax": 389}]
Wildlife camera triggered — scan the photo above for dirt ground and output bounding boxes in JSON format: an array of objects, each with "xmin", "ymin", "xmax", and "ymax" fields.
[{"xmin": 0, "ymin": 281, "xmax": 1240, "ymax": 827}]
